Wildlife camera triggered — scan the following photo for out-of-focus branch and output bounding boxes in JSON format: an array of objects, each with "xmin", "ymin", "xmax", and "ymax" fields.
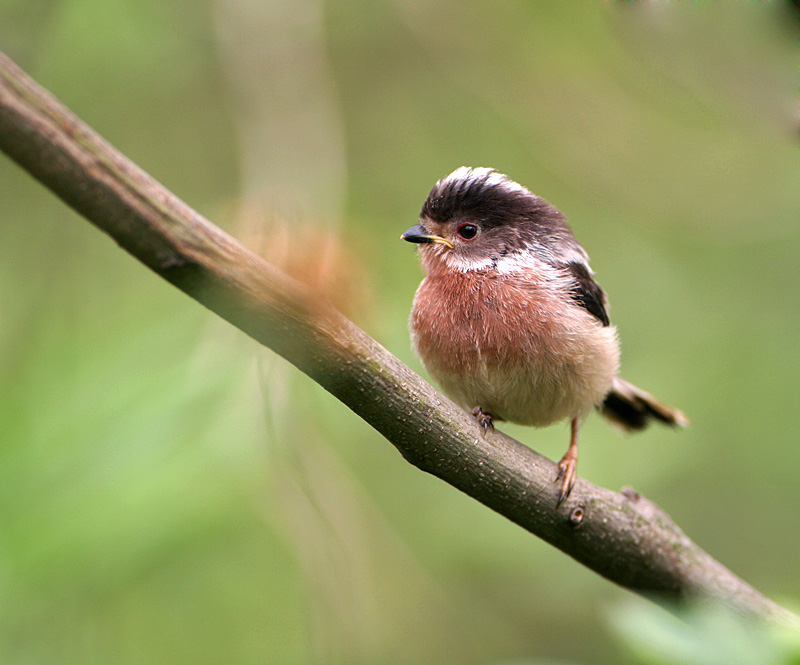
[{"xmin": 0, "ymin": 52, "xmax": 796, "ymax": 627}]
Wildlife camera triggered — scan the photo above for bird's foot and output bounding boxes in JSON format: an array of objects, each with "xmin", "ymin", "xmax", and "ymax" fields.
[
  {"xmin": 471, "ymin": 406, "xmax": 494, "ymax": 436},
  {"xmin": 554, "ymin": 419, "xmax": 581, "ymax": 510},
  {"xmin": 554, "ymin": 450, "xmax": 578, "ymax": 509}
]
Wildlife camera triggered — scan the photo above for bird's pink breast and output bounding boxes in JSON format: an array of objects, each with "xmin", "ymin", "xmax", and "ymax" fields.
[{"xmin": 409, "ymin": 262, "xmax": 619, "ymax": 426}]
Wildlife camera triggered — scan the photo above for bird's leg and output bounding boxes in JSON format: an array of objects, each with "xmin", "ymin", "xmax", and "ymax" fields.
[
  {"xmin": 471, "ymin": 406, "xmax": 494, "ymax": 436},
  {"xmin": 555, "ymin": 417, "xmax": 580, "ymax": 508}
]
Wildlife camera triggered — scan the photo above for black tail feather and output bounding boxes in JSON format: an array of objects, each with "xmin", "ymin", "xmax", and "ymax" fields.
[{"xmin": 600, "ymin": 377, "xmax": 688, "ymax": 432}]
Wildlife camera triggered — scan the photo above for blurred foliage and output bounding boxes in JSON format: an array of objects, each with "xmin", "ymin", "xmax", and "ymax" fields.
[
  {"xmin": 608, "ymin": 599, "xmax": 800, "ymax": 665},
  {"xmin": 1, "ymin": 0, "xmax": 799, "ymax": 663}
]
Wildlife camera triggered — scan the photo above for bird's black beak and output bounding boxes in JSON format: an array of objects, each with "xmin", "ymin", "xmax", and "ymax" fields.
[{"xmin": 401, "ymin": 224, "xmax": 454, "ymax": 249}]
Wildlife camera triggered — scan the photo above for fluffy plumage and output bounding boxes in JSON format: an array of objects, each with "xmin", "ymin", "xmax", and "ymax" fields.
[{"xmin": 403, "ymin": 167, "xmax": 687, "ymax": 506}]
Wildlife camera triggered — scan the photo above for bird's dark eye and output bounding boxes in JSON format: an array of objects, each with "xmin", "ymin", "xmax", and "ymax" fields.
[{"xmin": 456, "ymin": 223, "xmax": 479, "ymax": 240}]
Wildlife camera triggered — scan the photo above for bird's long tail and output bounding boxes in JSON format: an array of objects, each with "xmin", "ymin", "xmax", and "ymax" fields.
[{"xmin": 600, "ymin": 376, "xmax": 689, "ymax": 431}]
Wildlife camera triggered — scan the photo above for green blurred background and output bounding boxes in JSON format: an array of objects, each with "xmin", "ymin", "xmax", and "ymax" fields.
[{"xmin": 1, "ymin": 1, "xmax": 799, "ymax": 663}]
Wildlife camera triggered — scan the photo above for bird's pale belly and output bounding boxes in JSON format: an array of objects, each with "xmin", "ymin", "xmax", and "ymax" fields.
[{"xmin": 409, "ymin": 270, "xmax": 620, "ymax": 427}]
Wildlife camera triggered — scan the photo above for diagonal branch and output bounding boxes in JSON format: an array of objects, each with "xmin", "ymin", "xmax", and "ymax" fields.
[{"xmin": 0, "ymin": 51, "xmax": 796, "ymax": 626}]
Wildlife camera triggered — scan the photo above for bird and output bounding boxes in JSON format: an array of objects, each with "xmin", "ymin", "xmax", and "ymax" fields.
[{"xmin": 401, "ymin": 167, "xmax": 687, "ymax": 508}]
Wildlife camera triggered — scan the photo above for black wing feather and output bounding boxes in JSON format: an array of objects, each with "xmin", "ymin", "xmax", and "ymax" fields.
[{"xmin": 563, "ymin": 262, "xmax": 610, "ymax": 326}]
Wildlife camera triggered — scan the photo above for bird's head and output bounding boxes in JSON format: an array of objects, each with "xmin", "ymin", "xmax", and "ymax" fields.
[{"xmin": 401, "ymin": 167, "xmax": 587, "ymax": 272}]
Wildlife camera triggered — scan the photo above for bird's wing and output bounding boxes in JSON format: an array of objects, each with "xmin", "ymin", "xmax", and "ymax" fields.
[{"xmin": 560, "ymin": 261, "xmax": 610, "ymax": 326}]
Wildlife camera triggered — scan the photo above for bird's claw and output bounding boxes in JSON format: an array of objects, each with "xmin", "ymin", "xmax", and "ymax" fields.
[
  {"xmin": 471, "ymin": 406, "xmax": 494, "ymax": 436},
  {"xmin": 554, "ymin": 456, "xmax": 577, "ymax": 509}
]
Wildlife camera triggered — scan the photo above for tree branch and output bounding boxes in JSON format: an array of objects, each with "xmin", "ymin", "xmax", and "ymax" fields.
[{"xmin": 1, "ymin": 51, "xmax": 795, "ymax": 626}]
